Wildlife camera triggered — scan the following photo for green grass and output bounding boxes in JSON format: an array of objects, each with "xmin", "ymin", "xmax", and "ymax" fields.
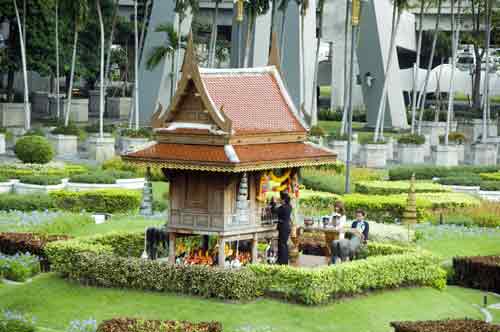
[
  {"xmin": 0, "ymin": 274, "xmax": 494, "ymax": 332},
  {"xmin": 153, "ymin": 181, "xmax": 169, "ymax": 203}
]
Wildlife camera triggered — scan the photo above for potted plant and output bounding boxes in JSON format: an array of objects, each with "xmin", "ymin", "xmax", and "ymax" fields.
[
  {"xmin": 49, "ymin": 123, "xmax": 83, "ymax": 158},
  {"xmin": 359, "ymin": 134, "xmax": 388, "ymax": 168},
  {"xmin": 83, "ymin": 124, "xmax": 117, "ymax": 162},
  {"xmin": 397, "ymin": 134, "xmax": 426, "ymax": 165},
  {"xmin": 106, "ymin": 86, "xmax": 132, "ymax": 120},
  {"xmin": 119, "ymin": 128, "xmax": 153, "ymax": 154},
  {"xmin": 437, "ymin": 132, "xmax": 466, "ymax": 165}
]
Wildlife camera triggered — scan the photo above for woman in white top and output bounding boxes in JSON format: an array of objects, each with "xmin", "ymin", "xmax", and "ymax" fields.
[{"xmin": 332, "ymin": 201, "xmax": 346, "ymax": 239}]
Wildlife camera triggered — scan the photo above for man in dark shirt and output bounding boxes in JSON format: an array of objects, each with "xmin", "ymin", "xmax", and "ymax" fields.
[
  {"xmin": 351, "ymin": 209, "xmax": 369, "ymax": 242},
  {"xmin": 270, "ymin": 192, "xmax": 292, "ymax": 265}
]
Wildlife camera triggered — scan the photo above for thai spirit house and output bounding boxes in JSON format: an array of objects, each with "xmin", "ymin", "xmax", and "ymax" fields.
[{"xmin": 123, "ymin": 34, "xmax": 337, "ymax": 266}]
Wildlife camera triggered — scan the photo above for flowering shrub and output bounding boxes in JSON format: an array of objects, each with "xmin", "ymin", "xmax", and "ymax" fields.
[
  {"xmin": 67, "ymin": 318, "xmax": 97, "ymax": 332},
  {"xmin": 0, "ymin": 252, "xmax": 40, "ymax": 282},
  {"xmin": 0, "ymin": 310, "xmax": 36, "ymax": 332},
  {"xmin": 97, "ymin": 318, "xmax": 222, "ymax": 332}
]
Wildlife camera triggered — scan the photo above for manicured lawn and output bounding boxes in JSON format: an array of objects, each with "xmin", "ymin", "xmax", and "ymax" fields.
[{"xmin": 0, "ymin": 274, "xmax": 493, "ymax": 332}]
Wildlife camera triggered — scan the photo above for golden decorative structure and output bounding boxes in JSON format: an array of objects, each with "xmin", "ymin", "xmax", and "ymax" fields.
[
  {"xmin": 235, "ymin": 0, "xmax": 245, "ymax": 22},
  {"xmin": 351, "ymin": 0, "xmax": 361, "ymax": 26},
  {"xmin": 402, "ymin": 174, "xmax": 417, "ymax": 242}
]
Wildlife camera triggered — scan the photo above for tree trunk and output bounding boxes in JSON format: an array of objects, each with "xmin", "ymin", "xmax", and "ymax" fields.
[
  {"xmin": 411, "ymin": 0, "xmax": 425, "ymax": 134},
  {"xmin": 472, "ymin": 45, "xmax": 482, "ymax": 109},
  {"xmin": 311, "ymin": 0, "xmax": 324, "ymax": 127},
  {"xmin": 340, "ymin": 0, "xmax": 350, "ymax": 136},
  {"xmin": 279, "ymin": 3, "xmax": 288, "ymax": 68},
  {"xmin": 65, "ymin": 28, "xmax": 79, "ymax": 126},
  {"xmin": 208, "ymin": 0, "xmax": 220, "ymax": 67},
  {"xmin": 482, "ymin": 0, "xmax": 493, "ymax": 142},
  {"xmin": 300, "ymin": 6, "xmax": 307, "ymax": 119},
  {"xmin": 13, "ymin": 0, "xmax": 30, "ymax": 130},
  {"xmin": 374, "ymin": 4, "xmax": 400, "ymax": 142},
  {"xmin": 97, "ymin": 0, "xmax": 105, "ymax": 138},
  {"xmin": 134, "ymin": 0, "xmax": 140, "ymax": 130},
  {"xmin": 139, "ymin": 0, "xmax": 152, "ymax": 63},
  {"xmin": 104, "ymin": 0, "xmax": 120, "ymax": 92},
  {"xmin": 417, "ymin": 0, "xmax": 442, "ymax": 134},
  {"xmin": 444, "ymin": 0, "xmax": 463, "ymax": 145},
  {"xmin": 244, "ymin": 12, "xmax": 256, "ymax": 68}
]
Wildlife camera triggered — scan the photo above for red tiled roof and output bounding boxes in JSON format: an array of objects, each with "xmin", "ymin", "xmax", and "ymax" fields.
[
  {"xmin": 123, "ymin": 142, "xmax": 336, "ymax": 172},
  {"xmin": 200, "ymin": 70, "xmax": 306, "ymax": 135}
]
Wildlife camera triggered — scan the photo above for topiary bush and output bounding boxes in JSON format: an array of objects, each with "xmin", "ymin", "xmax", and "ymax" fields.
[
  {"xmin": 14, "ymin": 136, "xmax": 54, "ymax": 164},
  {"xmin": 50, "ymin": 189, "xmax": 141, "ymax": 213},
  {"xmin": 0, "ymin": 193, "xmax": 55, "ymax": 211},
  {"xmin": 120, "ymin": 128, "xmax": 152, "ymax": 139},
  {"xmin": 18, "ymin": 175, "xmax": 63, "ymax": 186},
  {"xmin": 480, "ymin": 172, "xmax": 500, "ymax": 181},
  {"xmin": 69, "ymin": 171, "xmax": 116, "ymax": 184}
]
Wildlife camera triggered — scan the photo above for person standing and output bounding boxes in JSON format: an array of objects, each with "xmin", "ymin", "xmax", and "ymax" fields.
[
  {"xmin": 270, "ymin": 192, "xmax": 292, "ymax": 265},
  {"xmin": 332, "ymin": 201, "xmax": 346, "ymax": 239}
]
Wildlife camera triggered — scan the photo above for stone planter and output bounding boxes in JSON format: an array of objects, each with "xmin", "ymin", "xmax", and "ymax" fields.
[
  {"xmin": 0, "ymin": 180, "xmax": 13, "ymax": 194},
  {"xmin": 431, "ymin": 145, "xmax": 458, "ymax": 167},
  {"xmin": 115, "ymin": 178, "xmax": 145, "ymax": 190},
  {"xmin": 328, "ymin": 140, "xmax": 350, "ymax": 162},
  {"xmin": 445, "ymin": 185, "xmax": 480, "ymax": 195},
  {"xmin": 64, "ymin": 99, "xmax": 89, "ymax": 123},
  {"xmin": 89, "ymin": 90, "xmax": 104, "ymax": 115},
  {"xmin": 457, "ymin": 119, "xmax": 498, "ymax": 142},
  {"xmin": 418, "ymin": 121, "xmax": 457, "ymax": 146},
  {"xmin": 31, "ymin": 91, "xmax": 49, "ymax": 118},
  {"xmin": 0, "ymin": 103, "xmax": 28, "ymax": 127},
  {"xmin": 14, "ymin": 180, "xmax": 66, "ymax": 195},
  {"xmin": 386, "ymin": 138, "xmax": 395, "ymax": 161},
  {"xmin": 48, "ymin": 95, "xmax": 65, "ymax": 118},
  {"xmin": 9, "ymin": 127, "xmax": 26, "ymax": 148},
  {"xmin": 49, "ymin": 134, "xmax": 78, "ymax": 158},
  {"xmin": 0, "ymin": 133, "xmax": 6, "ymax": 155},
  {"xmin": 456, "ymin": 144, "xmax": 465, "ymax": 164},
  {"xmin": 398, "ymin": 144, "xmax": 425, "ymax": 165},
  {"xmin": 66, "ymin": 182, "xmax": 120, "ymax": 192},
  {"xmin": 119, "ymin": 136, "xmax": 150, "ymax": 154},
  {"xmin": 87, "ymin": 134, "xmax": 115, "ymax": 162},
  {"xmin": 471, "ymin": 143, "xmax": 497, "ymax": 166},
  {"xmin": 360, "ymin": 144, "xmax": 387, "ymax": 168},
  {"xmin": 106, "ymin": 97, "xmax": 131, "ymax": 119}
]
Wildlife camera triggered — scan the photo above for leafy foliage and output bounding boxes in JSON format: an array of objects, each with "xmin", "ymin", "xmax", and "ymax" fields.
[
  {"xmin": 49, "ymin": 189, "xmax": 141, "ymax": 213},
  {"xmin": 389, "ymin": 165, "xmax": 500, "ymax": 181},
  {"xmin": 0, "ymin": 193, "xmax": 56, "ymax": 212},
  {"xmin": 391, "ymin": 320, "xmax": 500, "ymax": 332},
  {"xmin": 0, "ymin": 310, "xmax": 36, "ymax": 332},
  {"xmin": 480, "ymin": 181, "xmax": 500, "ymax": 191},
  {"xmin": 97, "ymin": 318, "xmax": 222, "ymax": 332},
  {"xmin": 0, "ymin": 253, "xmax": 40, "ymax": 282},
  {"xmin": 18, "ymin": 175, "xmax": 63, "ymax": 186},
  {"xmin": 355, "ymin": 181, "xmax": 449, "ymax": 195},
  {"xmin": 436, "ymin": 175, "xmax": 482, "ymax": 186},
  {"xmin": 397, "ymin": 134, "xmax": 426, "ymax": 145},
  {"xmin": 14, "ymin": 136, "xmax": 54, "ymax": 164}
]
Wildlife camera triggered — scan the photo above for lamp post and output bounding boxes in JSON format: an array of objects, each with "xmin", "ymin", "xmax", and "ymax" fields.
[{"xmin": 345, "ymin": 0, "xmax": 362, "ymax": 194}]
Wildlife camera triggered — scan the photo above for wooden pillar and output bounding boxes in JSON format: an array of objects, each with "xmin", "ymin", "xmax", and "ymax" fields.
[
  {"xmin": 251, "ymin": 233, "xmax": 258, "ymax": 264},
  {"xmin": 218, "ymin": 237, "xmax": 225, "ymax": 267},
  {"xmin": 168, "ymin": 232, "xmax": 176, "ymax": 264}
]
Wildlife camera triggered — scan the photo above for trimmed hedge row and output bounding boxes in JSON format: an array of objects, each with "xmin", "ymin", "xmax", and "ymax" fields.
[
  {"xmin": 300, "ymin": 193, "xmax": 479, "ymax": 223},
  {"xmin": 391, "ymin": 320, "xmax": 500, "ymax": 332},
  {"xmin": 97, "ymin": 318, "xmax": 222, "ymax": 332},
  {"xmin": 436, "ymin": 175, "xmax": 482, "ymax": 186},
  {"xmin": 480, "ymin": 181, "xmax": 500, "ymax": 191},
  {"xmin": 0, "ymin": 164, "xmax": 87, "ymax": 179},
  {"xmin": 452, "ymin": 256, "xmax": 500, "ymax": 293},
  {"xmin": 355, "ymin": 181, "xmax": 449, "ymax": 195},
  {"xmin": 50, "ymin": 189, "xmax": 141, "ymax": 213},
  {"xmin": 389, "ymin": 165, "xmax": 500, "ymax": 181},
  {"xmin": 250, "ymin": 251, "xmax": 446, "ymax": 305},
  {"xmin": 480, "ymin": 172, "xmax": 500, "ymax": 181},
  {"xmin": 0, "ymin": 193, "xmax": 55, "ymax": 211}
]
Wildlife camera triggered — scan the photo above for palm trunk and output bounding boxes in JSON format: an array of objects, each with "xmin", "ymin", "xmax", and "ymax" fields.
[
  {"xmin": 65, "ymin": 28, "xmax": 79, "ymax": 126},
  {"xmin": 208, "ymin": 0, "xmax": 220, "ymax": 67},
  {"xmin": 411, "ymin": 0, "xmax": 425, "ymax": 134},
  {"xmin": 279, "ymin": 2, "xmax": 288, "ymax": 68},
  {"xmin": 340, "ymin": 0, "xmax": 350, "ymax": 136},
  {"xmin": 482, "ymin": 0, "xmax": 493, "ymax": 143},
  {"xmin": 134, "ymin": 0, "xmax": 140, "ymax": 129},
  {"xmin": 244, "ymin": 12, "xmax": 256, "ymax": 68},
  {"xmin": 311, "ymin": 0, "xmax": 324, "ymax": 127},
  {"xmin": 13, "ymin": 0, "xmax": 30, "ymax": 130},
  {"xmin": 374, "ymin": 4, "xmax": 400, "ymax": 142},
  {"xmin": 55, "ymin": 0, "xmax": 61, "ymax": 120},
  {"xmin": 417, "ymin": 0, "xmax": 441, "ymax": 135},
  {"xmin": 300, "ymin": 5, "xmax": 307, "ymax": 119},
  {"xmin": 173, "ymin": 15, "xmax": 183, "ymax": 90},
  {"xmin": 445, "ymin": 0, "xmax": 462, "ymax": 145},
  {"xmin": 139, "ymin": 0, "xmax": 152, "ymax": 63},
  {"xmin": 104, "ymin": 0, "xmax": 120, "ymax": 92},
  {"xmin": 97, "ymin": 0, "xmax": 105, "ymax": 138}
]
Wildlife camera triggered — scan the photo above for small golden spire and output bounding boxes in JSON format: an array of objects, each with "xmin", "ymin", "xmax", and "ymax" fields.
[{"xmin": 181, "ymin": 31, "xmax": 197, "ymax": 73}]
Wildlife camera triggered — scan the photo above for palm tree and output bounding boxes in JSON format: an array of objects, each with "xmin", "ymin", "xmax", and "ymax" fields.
[
  {"xmin": 146, "ymin": 23, "xmax": 181, "ymax": 102},
  {"xmin": 278, "ymin": 0, "xmax": 290, "ymax": 65},
  {"xmin": 55, "ymin": 0, "xmax": 61, "ymax": 120},
  {"xmin": 133, "ymin": 0, "xmax": 140, "ymax": 129},
  {"xmin": 138, "ymin": 0, "xmax": 152, "ymax": 63},
  {"xmin": 339, "ymin": 0, "xmax": 350, "ymax": 136},
  {"xmin": 310, "ymin": 0, "xmax": 325, "ymax": 126},
  {"xmin": 208, "ymin": 0, "xmax": 221, "ymax": 67},
  {"xmin": 297, "ymin": 0, "xmax": 309, "ymax": 119},
  {"xmin": 444, "ymin": 0, "xmax": 463, "ymax": 145},
  {"xmin": 104, "ymin": 0, "xmax": 120, "ymax": 91},
  {"xmin": 173, "ymin": 0, "xmax": 198, "ymax": 85},
  {"xmin": 482, "ymin": 0, "xmax": 493, "ymax": 143},
  {"xmin": 410, "ymin": 0, "xmax": 428, "ymax": 134},
  {"xmin": 95, "ymin": 0, "xmax": 105, "ymax": 138},
  {"xmin": 417, "ymin": 0, "xmax": 442, "ymax": 135},
  {"xmin": 63, "ymin": 0, "xmax": 89, "ymax": 126},
  {"xmin": 243, "ymin": 0, "xmax": 270, "ymax": 68},
  {"xmin": 373, "ymin": 0, "xmax": 410, "ymax": 142},
  {"xmin": 12, "ymin": 0, "xmax": 30, "ymax": 130}
]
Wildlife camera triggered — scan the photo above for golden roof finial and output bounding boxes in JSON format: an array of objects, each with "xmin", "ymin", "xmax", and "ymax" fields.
[
  {"xmin": 181, "ymin": 31, "xmax": 197, "ymax": 73},
  {"xmin": 268, "ymin": 31, "xmax": 281, "ymax": 72}
]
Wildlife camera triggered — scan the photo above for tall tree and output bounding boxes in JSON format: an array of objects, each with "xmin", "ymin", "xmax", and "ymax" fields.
[
  {"xmin": 63, "ymin": 0, "xmax": 89, "ymax": 126},
  {"xmin": 133, "ymin": 0, "xmax": 139, "ymax": 129},
  {"xmin": 208, "ymin": 0, "xmax": 221, "ymax": 67},
  {"xmin": 417, "ymin": 0, "xmax": 443, "ymax": 134},
  {"xmin": 340, "ymin": 0, "xmax": 350, "ymax": 136},
  {"xmin": 374, "ymin": 0, "xmax": 410, "ymax": 142},
  {"xmin": 297, "ymin": 0, "xmax": 309, "ymax": 119},
  {"xmin": 104, "ymin": 0, "xmax": 120, "ymax": 91},
  {"xmin": 243, "ymin": 0, "xmax": 270, "ymax": 68},
  {"xmin": 95, "ymin": 0, "xmax": 105, "ymax": 138},
  {"xmin": 410, "ymin": 0, "xmax": 427, "ymax": 134},
  {"xmin": 482, "ymin": 0, "xmax": 493, "ymax": 142},
  {"xmin": 278, "ymin": 0, "xmax": 290, "ymax": 65},
  {"xmin": 310, "ymin": 0, "xmax": 325, "ymax": 126}
]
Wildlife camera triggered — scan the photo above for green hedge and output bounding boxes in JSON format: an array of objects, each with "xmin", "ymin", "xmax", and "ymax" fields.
[
  {"xmin": 480, "ymin": 172, "xmax": 500, "ymax": 181},
  {"xmin": 69, "ymin": 170, "xmax": 137, "ymax": 184},
  {"xmin": 397, "ymin": 134, "xmax": 425, "ymax": 145},
  {"xmin": 436, "ymin": 175, "xmax": 482, "ymax": 186},
  {"xmin": 0, "ymin": 193, "xmax": 55, "ymax": 211},
  {"xmin": 250, "ymin": 251, "xmax": 446, "ymax": 305},
  {"xmin": 0, "ymin": 164, "xmax": 87, "ymax": 179},
  {"xmin": 480, "ymin": 181, "xmax": 500, "ymax": 191},
  {"xmin": 18, "ymin": 175, "xmax": 63, "ymax": 186},
  {"xmin": 49, "ymin": 190, "xmax": 141, "ymax": 213},
  {"xmin": 389, "ymin": 165, "xmax": 500, "ymax": 181},
  {"xmin": 300, "ymin": 192, "xmax": 479, "ymax": 223},
  {"xmin": 355, "ymin": 181, "xmax": 449, "ymax": 195}
]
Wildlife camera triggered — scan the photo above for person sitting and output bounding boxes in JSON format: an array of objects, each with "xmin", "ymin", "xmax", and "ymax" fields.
[
  {"xmin": 351, "ymin": 209, "xmax": 369, "ymax": 242},
  {"xmin": 332, "ymin": 201, "xmax": 346, "ymax": 239}
]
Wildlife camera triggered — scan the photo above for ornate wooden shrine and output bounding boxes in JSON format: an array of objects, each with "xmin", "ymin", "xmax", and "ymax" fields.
[{"xmin": 123, "ymin": 34, "xmax": 337, "ymax": 266}]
